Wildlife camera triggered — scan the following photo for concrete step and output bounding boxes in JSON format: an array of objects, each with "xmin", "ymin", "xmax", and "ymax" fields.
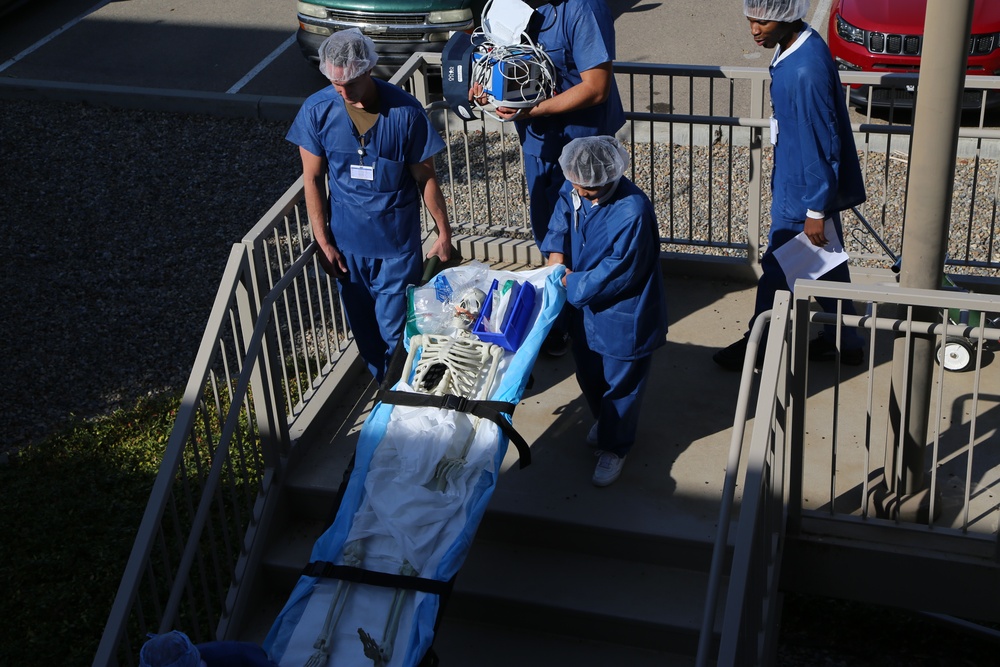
[
  {"xmin": 432, "ymin": 616, "xmax": 699, "ymax": 667},
  {"xmin": 249, "ymin": 509, "xmax": 722, "ymax": 660},
  {"xmin": 448, "ymin": 537, "xmax": 720, "ymax": 655},
  {"xmin": 475, "ymin": 509, "xmax": 724, "ymax": 572}
]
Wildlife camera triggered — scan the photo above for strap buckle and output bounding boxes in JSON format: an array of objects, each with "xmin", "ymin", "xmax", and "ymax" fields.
[{"xmin": 442, "ymin": 394, "xmax": 469, "ymax": 412}]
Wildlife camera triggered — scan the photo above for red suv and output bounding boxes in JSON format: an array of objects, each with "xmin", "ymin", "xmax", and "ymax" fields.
[{"xmin": 828, "ymin": 0, "xmax": 1000, "ymax": 108}]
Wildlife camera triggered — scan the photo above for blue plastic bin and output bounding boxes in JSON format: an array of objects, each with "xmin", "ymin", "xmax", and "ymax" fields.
[{"xmin": 472, "ymin": 279, "xmax": 536, "ymax": 351}]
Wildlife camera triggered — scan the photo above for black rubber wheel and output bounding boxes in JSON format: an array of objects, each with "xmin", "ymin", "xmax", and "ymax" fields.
[{"xmin": 936, "ymin": 336, "xmax": 976, "ymax": 372}]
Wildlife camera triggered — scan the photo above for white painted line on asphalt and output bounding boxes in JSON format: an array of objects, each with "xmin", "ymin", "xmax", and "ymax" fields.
[
  {"xmin": 812, "ymin": 0, "xmax": 834, "ymax": 39},
  {"xmin": 227, "ymin": 33, "xmax": 298, "ymax": 94},
  {"xmin": 0, "ymin": 0, "xmax": 113, "ymax": 73}
]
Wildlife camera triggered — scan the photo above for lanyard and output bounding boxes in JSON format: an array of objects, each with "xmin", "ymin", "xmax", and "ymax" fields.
[{"xmin": 356, "ymin": 134, "xmax": 367, "ymax": 166}]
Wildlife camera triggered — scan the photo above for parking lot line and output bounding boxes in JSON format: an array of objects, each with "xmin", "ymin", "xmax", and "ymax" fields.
[
  {"xmin": 0, "ymin": 0, "xmax": 112, "ymax": 74},
  {"xmin": 227, "ymin": 33, "xmax": 298, "ymax": 94}
]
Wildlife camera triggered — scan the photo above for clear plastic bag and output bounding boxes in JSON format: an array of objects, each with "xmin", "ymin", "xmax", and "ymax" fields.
[{"xmin": 408, "ymin": 262, "xmax": 492, "ymax": 335}]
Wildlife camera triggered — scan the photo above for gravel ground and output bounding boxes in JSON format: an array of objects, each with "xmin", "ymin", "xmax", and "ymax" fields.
[
  {"xmin": 0, "ymin": 99, "xmax": 299, "ymax": 453},
  {"xmin": 2, "ymin": 97, "xmax": 998, "ymax": 663}
]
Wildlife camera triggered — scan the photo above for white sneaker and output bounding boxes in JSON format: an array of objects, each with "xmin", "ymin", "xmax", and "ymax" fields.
[
  {"xmin": 592, "ymin": 451, "xmax": 625, "ymax": 487},
  {"xmin": 586, "ymin": 422, "xmax": 599, "ymax": 447}
]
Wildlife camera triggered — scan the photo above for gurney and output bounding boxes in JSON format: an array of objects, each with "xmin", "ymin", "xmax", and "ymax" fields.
[{"xmin": 264, "ymin": 263, "xmax": 566, "ymax": 667}]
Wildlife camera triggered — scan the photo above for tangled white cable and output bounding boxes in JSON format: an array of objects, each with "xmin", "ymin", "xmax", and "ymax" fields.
[{"xmin": 469, "ymin": 0, "xmax": 555, "ymax": 121}]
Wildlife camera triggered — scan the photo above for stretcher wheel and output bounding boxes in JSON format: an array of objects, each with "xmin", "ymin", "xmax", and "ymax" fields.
[{"xmin": 936, "ymin": 336, "xmax": 975, "ymax": 372}]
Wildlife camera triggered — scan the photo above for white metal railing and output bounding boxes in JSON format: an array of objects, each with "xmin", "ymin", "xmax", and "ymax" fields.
[
  {"xmin": 697, "ymin": 294, "xmax": 791, "ymax": 667},
  {"xmin": 418, "ymin": 54, "xmax": 1000, "ymax": 275},
  {"xmin": 700, "ymin": 280, "xmax": 1000, "ymax": 665},
  {"xmin": 788, "ymin": 280, "xmax": 1000, "ymax": 545},
  {"xmin": 93, "ymin": 181, "xmax": 358, "ymax": 665}
]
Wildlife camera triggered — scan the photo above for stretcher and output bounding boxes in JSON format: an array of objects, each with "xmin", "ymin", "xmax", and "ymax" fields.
[{"xmin": 264, "ymin": 264, "xmax": 565, "ymax": 667}]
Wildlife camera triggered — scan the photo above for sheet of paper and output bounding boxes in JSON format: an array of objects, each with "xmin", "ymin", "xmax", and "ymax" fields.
[
  {"xmin": 483, "ymin": 0, "xmax": 535, "ymax": 45},
  {"xmin": 772, "ymin": 217, "xmax": 849, "ymax": 289}
]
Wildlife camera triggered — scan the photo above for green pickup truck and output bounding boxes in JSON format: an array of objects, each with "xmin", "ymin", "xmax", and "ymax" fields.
[{"xmin": 295, "ymin": 0, "xmax": 484, "ymax": 76}]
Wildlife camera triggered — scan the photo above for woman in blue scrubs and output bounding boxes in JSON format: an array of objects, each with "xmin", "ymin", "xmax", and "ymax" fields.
[
  {"xmin": 541, "ymin": 136, "xmax": 668, "ymax": 487},
  {"xmin": 287, "ymin": 30, "xmax": 453, "ymax": 383}
]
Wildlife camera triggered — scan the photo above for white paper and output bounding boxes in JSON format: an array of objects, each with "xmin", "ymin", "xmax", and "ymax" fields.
[
  {"xmin": 483, "ymin": 0, "xmax": 535, "ymax": 46},
  {"xmin": 772, "ymin": 217, "xmax": 849, "ymax": 290}
]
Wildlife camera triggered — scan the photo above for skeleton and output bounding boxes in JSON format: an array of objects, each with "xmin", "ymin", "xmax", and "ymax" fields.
[
  {"xmin": 305, "ymin": 334, "xmax": 505, "ymax": 667},
  {"xmin": 403, "ymin": 332, "xmax": 503, "ymax": 400},
  {"xmin": 357, "ymin": 560, "xmax": 419, "ymax": 667},
  {"xmin": 304, "ymin": 540, "xmax": 366, "ymax": 667},
  {"xmin": 403, "ymin": 332, "xmax": 505, "ymax": 487}
]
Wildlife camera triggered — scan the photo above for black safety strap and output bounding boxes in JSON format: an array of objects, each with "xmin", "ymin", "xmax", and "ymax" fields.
[
  {"xmin": 376, "ymin": 389, "xmax": 532, "ymax": 469},
  {"xmin": 302, "ymin": 561, "xmax": 452, "ymax": 596}
]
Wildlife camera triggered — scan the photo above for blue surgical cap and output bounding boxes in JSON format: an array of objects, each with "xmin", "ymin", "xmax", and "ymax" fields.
[{"xmin": 139, "ymin": 631, "xmax": 201, "ymax": 667}]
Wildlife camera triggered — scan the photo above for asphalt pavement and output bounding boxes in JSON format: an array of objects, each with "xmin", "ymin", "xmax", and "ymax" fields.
[{"xmin": 0, "ymin": 0, "xmax": 834, "ymax": 105}]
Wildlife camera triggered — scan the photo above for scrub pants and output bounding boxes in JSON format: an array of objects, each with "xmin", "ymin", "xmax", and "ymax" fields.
[
  {"xmin": 525, "ymin": 154, "xmax": 570, "ymax": 340},
  {"xmin": 750, "ymin": 211, "xmax": 864, "ymax": 350},
  {"xmin": 339, "ymin": 250, "xmax": 422, "ymax": 383},
  {"xmin": 570, "ymin": 311, "xmax": 654, "ymax": 458},
  {"xmin": 524, "ymin": 154, "xmax": 567, "ymax": 248}
]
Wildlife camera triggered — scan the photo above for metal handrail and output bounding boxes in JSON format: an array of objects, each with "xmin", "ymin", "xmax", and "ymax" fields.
[
  {"xmin": 94, "ymin": 245, "xmax": 260, "ymax": 664},
  {"xmin": 696, "ymin": 293, "xmax": 791, "ymax": 667}
]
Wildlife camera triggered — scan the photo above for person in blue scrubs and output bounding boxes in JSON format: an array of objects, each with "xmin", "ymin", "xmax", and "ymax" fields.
[
  {"xmin": 473, "ymin": 0, "xmax": 626, "ymax": 356},
  {"xmin": 713, "ymin": 0, "xmax": 867, "ymax": 371},
  {"xmin": 288, "ymin": 29, "xmax": 453, "ymax": 383},
  {"xmin": 140, "ymin": 630, "xmax": 278, "ymax": 667},
  {"xmin": 542, "ymin": 136, "xmax": 667, "ymax": 487}
]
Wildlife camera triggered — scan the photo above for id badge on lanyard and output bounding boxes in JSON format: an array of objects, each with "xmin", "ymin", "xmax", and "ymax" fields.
[
  {"xmin": 769, "ymin": 115, "xmax": 778, "ymax": 146},
  {"xmin": 351, "ymin": 134, "xmax": 375, "ymax": 181},
  {"xmin": 351, "ymin": 165, "xmax": 374, "ymax": 181}
]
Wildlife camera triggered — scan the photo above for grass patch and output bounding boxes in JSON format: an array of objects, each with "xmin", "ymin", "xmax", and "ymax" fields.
[{"xmin": 0, "ymin": 393, "xmax": 180, "ymax": 667}]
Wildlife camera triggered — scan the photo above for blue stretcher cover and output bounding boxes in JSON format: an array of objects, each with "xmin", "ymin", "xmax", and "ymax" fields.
[{"xmin": 264, "ymin": 265, "xmax": 565, "ymax": 667}]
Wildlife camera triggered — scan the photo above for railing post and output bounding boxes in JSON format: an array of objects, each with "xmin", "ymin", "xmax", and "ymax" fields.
[
  {"xmin": 786, "ymin": 289, "xmax": 811, "ymax": 535},
  {"xmin": 747, "ymin": 75, "xmax": 767, "ymax": 275},
  {"xmin": 240, "ymin": 240, "xmax": 292, "ymax": 464}
]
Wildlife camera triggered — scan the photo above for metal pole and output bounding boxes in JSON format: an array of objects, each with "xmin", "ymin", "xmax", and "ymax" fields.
[{"xmin": 882, "ymin": 0, "xmax": 973, "ymax": 519}]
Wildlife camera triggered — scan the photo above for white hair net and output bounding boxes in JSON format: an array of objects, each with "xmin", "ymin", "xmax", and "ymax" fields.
[
  {"xmin": 139, "ymin": 631, "xmax": 201, "ymax": 667},
  {"xmin": 558, "ymin": 136, "xmax": 630, "ymax": 188},
  {"xmin": 743, "ymin": 0, "xmax": 809, "ymax": 22},
  {"xmin": 318, "ymin": 29, "xmax": 379, "ymax": 82}
]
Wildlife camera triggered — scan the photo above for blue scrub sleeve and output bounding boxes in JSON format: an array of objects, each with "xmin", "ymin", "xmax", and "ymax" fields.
[
  {"xmin": 566, "ymin": 205, "xmax": 656, "ymax": 309},
  {"xmin": 286, "ymin": 103, "xmax": 324, "ymax": 158},
  {"xmin": 798, "ymin": 71, "xmax": 840, "ymax": 214},
  {"xmin": 568, "ymin": 0, "xmax": 616, "ymax": 73},
  {"xmin": 403, "ymin": 106, "xmax": 446, "ymax": 165},
  {"xmin": 540, "ymin": 190, "xmax": 573, "ymax": 256}
]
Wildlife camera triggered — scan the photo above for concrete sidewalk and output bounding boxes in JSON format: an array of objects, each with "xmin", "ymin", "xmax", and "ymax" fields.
[
  {"xmin": 493, "ymin": 268, "xmax": 1000, "ymax": 540},
  {"xmin": 490, "ymin": 273, "xmax": 758, "ymax": 544}
]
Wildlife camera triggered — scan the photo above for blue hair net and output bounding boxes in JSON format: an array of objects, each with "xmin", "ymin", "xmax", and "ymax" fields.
[{"xmin": 139, "ymin": 631, "xmax": 201, "ymax": 667}]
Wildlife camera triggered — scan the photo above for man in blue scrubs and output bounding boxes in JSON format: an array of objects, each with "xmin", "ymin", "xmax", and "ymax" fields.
[
  {"xmin": 542, "ymin": 136, "xmax": 667, "ymax": 486},
  {"xmin": 288, "ymin": 29, "xmax": 452, "ymax": 383},
  {"xmin": 713, "ymin": 0, "xmax": 867, "ymax": 371},
  {"xmin": 476, "ymin": 0, "xmax": 626, "ymax": 356}
]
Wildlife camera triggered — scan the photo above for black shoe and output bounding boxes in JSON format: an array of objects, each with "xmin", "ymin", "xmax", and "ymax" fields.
[
  {"xmin": 809, "ymin": 334, "xmax": 863, "ymax": 365},
  {"xmin": 713, "ymin": 337, "xmax": 749, "ymax": 371},
  {"xmin": 543, "ymin": 330, "xmax": 570, "ymax": 357}
]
